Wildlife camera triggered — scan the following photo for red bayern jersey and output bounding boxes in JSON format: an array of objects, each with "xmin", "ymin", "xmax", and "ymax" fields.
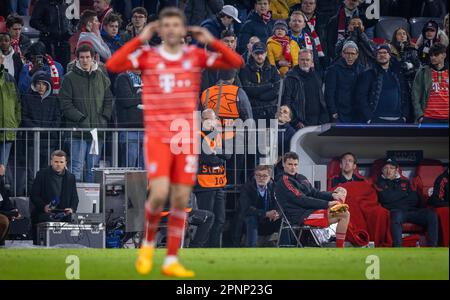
[{"xmin": 106, "ymin": 37, "xmax": 243, "ymax": 142}]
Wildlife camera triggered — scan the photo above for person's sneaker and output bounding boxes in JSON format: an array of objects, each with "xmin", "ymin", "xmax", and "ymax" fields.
[
  {"xmin": 161, "ymin": 262, "xmax": 195, "ymax": 278},
  {"xmin": 135, "ymin": 245, "xmax": 154, "ymax": 275}
]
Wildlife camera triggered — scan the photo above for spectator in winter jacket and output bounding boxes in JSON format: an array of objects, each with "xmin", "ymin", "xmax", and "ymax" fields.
[
  {"xmin": 0, "ymin": 165, "xmax": 19, "ymax": 246},
  {"xmin": 240, "ymin": 165, "xmax": 280, "ymax": 247},
  {"xmin": 274, "ymin": 151, "xmax": 349, "ymax": 247},
  {"xmin": 428, "ymin": 168, "xmax": 449, "ymax": 208},
  {"xmin": 71, "ymin": 10, "xmax": 112, "ymax": 63},
  {"xmin": 115, "ymin": 70, "xmax": 144, "ymax": 169},
  {"xmin": 185, "ymin": 0, "xmax": 224, "ymax": 26},
  {"xmin": 18, "ymin": 41, "xmax": 64, "ymax": 96},
  {"xmin": 0, "ymin": 59, "xmax": 21, "ymax": 167},
  {"xmin": 417, "ymin": 20, "xmax": 449, "ymax": 65},
  {"xmin": 101, "ymin": 13, "xmax": 125, "ymax": 55},
  {"xmin": 356, "ymin": 44, "xmax": 410, "ymax": 124},
  {"xmin": 201, "ymin": 5, "xmax": 241, "ymax": 40},
  {"xmin": 288, "ymin": 11, "xmax": 320, "ymax": 72},
  {"xmin": 277, "ymin": 105, "xmax": 296, "ymax": 157},
  {"xmin": 58, "ymin": 44, "xmax": 113, "ymax": 183},
  {"xmin": 326, "ymin": 0, "xmax": 377, "ymax": 60},
  {"xmin": 0, "ymin": 32, "xmax": 23, "ymax": 83},
  {"xmin": 267, "ymin": 20, "xmax": 300, "ymax": 77},
  {"xmin": 238, "ymin": 0, "xmax": 275, "ymax": 54},
  {"xmin": 5, "ymin": 14, "xmax": 31, "ymax": 60},
  {"xmin": 282, "ymin": 49, "xmax": 329, "ymax": 129},
  {"xmin": 240, "ymin": 41, "xmax": 281, "ymax": 122},
  {"xmin": 325, "ymin": 41, "xmax": 364, "ymax": 123},
  {"xmin": 389, "ymin": 27, "xmax": 421, "ymax": 90},
  {"xmin": 21, "ymin": 71, "xmax": 61, "ymax": 193},
  {"xmin": 412, "ymin": 43, "xmax": 449, "ymax": 124},
  {"xmin": 121, "ymin": 7, "xmax": 148, "ymax": 44},
  {"xmin": 375, "ymin": 157, "xmax": 438, "ymax": 247},
  {"xmin": 242, "ymin": 36, "xmax": 261, "ymax": 63},
  {"xmin": 335, "ymin": 16, "xmax": 376, "ymax": 69},
  {"xmin": 30, "ymin": 0, "xmax": 73, "ymax": 72},
  {"xmin": 270, "ymin": 0, "xmax": 289, "ymax": 20}
]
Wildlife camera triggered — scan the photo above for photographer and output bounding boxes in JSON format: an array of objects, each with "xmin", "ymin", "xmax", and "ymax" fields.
[
  {"xmin": 335, "ymin": 16, "xmax": 376, "ymax": 69},
  {"xmin": 18, "ymin": 42, "xmax": 64, "ymax": 96},
  {"xmin": 30, "ymin": 151, "xmax": 78, "ymax": 241}
]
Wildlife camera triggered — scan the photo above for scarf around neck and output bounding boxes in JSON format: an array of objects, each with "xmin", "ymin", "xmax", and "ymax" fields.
[
  {"xmin": 28, "ymin": 55, "xmax": 60, "ymax": 94},
  {"xmin": 272, "ymin": 35, "xmax": 292, "ymax": 62}
]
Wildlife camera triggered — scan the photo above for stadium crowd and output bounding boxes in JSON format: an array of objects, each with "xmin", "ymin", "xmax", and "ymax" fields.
[{"xmin": 0, "ymin": 0, "xmax": 448, "ymax": 248}]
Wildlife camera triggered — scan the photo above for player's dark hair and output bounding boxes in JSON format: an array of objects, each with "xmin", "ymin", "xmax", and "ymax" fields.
[
  {"xmin": 159, "ymin": 7, "xmax": 187, "ymax": 26},
  {"xmin": 5, "ymin": 14, "xmax": 24, "ymax": 29},
  {"xmin": 340, "ymin": 152, "xmax": 357, "ymax": 164},
  {"xmin": 429, "ymin": 43, "xmax": 447, "ymax": 56},
  {"xmin": 283, "ymin": 152, "xmax": 299, "ymax": 163}
]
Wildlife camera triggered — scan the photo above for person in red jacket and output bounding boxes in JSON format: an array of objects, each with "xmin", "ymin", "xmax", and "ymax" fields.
[{"xmin": 106, "ymin": 7, "xmax": 243, "ymax": 278}]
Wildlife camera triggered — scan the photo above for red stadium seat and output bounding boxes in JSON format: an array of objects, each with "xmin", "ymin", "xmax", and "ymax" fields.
[
  {"xmin": 0, "ymin": 16, "xmax": 6, "ymax": 33},
  {"xmin": 411, "ymin": 159, "xmax": 445, "ymax": 207},
  {"xmin": 372, "ymin": 37, "xmax": 386, "ymax": 45}
]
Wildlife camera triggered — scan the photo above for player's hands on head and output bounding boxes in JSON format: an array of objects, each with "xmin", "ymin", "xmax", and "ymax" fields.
[
  {"xmin": 188, "ymin": 26, "xmax": 214, "ymax": 45},
  {"xmin": 139, "ymin": 21, "xmax": 160, "ymax": 43}
]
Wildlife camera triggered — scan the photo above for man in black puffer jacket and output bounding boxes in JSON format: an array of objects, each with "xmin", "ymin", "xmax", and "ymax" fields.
[
  {"xmin": 239, "ymin": 42, "xmax": 280, "ymax": 122},
  {"xmin": 30, "ymin": 0, "xmax": 74, "ymax": 72}
]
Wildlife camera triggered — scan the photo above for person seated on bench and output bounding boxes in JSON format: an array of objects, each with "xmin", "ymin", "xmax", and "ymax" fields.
[
  {"xmin": 0, "ymin": 164, "xmax": 20, "ymax": 246},
  {"xmin": 240, "ymin": 164, "xmax": 280, "ymax": 247},
  {"xmin": 375, "ymin": 157, "xmax": 438, "ymax": 247},
  {"xmin": 30, "ymin": 150, "xmax": 79, "ymax": 242},
  {"xmin": 275, "ymin": 152, "xmax": 350, "ymax": 248}
]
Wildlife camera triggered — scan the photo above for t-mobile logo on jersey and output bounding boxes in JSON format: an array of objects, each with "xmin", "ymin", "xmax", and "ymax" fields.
[
  {"xmin": 160, "ymin": 74, "xmax": 176, "ymax": 93},
  {"xmin": 432, "ymin": 82, "xmax": 449, "ymax": 93}
]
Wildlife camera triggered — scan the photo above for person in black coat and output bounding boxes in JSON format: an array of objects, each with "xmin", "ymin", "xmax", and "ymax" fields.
[
  {"xmin": 239, "ymin": 42, "xmax": 281, "ymax": 122},
  {"xmin": 325, "ymin": 41, "xmax": 365, "ymax": 123},
  {"xmin": 375, "ymin": 158, "xmax": 438, "ymax": 247},
  {"xmin": 282, "ymin": 49, "xmax": 329, "ymax": 129},
  {"xmin": 5, "ymin": 14, "xmax": 32, "ymax": 57},
  {"xmin": 356, "ymin": 44, "xmax": 410, "ymax": 124},
  {"xmin": 239, "ymin": 165, "xmax": 280, "ymax": 247},
  {"xmin": 115, "ymin": 70, "xmax": 145, "ymax": 168},
  {"xmin": 238, "ymin": 0, "xmax": 275, "ymax": 54},
  {"xmin": 30, "ymin": 150, "xmax": 79, "ymax": 228},
  {"xmin": 185, "ymin": 0, "xmax": 224, "ymax": 26},
  {"xmin": 30, "ymin": 0, "xmax": 74, "ymax": 72},
  {"xmin": 274, "ymin": 152, "xmax": 349, "ymax": 247},
  {"xmin": 0, "ymin": 165, "xmax": 19, "ymax": 246}
]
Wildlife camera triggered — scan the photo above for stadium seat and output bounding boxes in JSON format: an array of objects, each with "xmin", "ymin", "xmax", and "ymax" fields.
[
  {"xmin": 410, "ymin": 17, "xmax": 444, "ymax": 39},
  {"xmin": 326, "ymin": 157, "xmax": 365, "ymax": 190},
  {"xmin": 411, "ymin": 159, "xmax": 445, "ymax": 207},
  {"xmin": 375, "ymin": 16, "xmax": 410, "ymax": 41}
]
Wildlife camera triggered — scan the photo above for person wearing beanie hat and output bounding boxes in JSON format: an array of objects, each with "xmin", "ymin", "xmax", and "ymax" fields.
[
  {"xmin": 375, "ymin": 157, "xmax": 439, "ymax": 248},
  {"xmin": 335, "ymin": 16, "xmax": 376, "ymax": 69},
  {"xmin": 267, "ymin": 20, "xmax": 300, "ymax": 77},
  {"xmin": 325, "ymin": 39, "xmax": 364, "ymax": 123},
  {"xmin": 417, "ymin": 20, "xmax": 449, "ymax": 65},
  {"xmin": 355, "ymin": 42, "xmax": 410, "ymax": 124}
]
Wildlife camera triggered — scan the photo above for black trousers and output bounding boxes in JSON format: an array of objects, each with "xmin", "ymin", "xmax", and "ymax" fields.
[
  {"xmin": 422, "ymin": 117, "xmax": 449, "ymax": 124},
  {"xmin": 195, "ymin": 189, "xmax": 226, "ymax": 247},
  {"xmin": 390, "ymin": 209, "xmax": 439, "ymax": 247},
  {"xmin": 188, "ymin": 209, "xmax": 214, "ymax": 248}
]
